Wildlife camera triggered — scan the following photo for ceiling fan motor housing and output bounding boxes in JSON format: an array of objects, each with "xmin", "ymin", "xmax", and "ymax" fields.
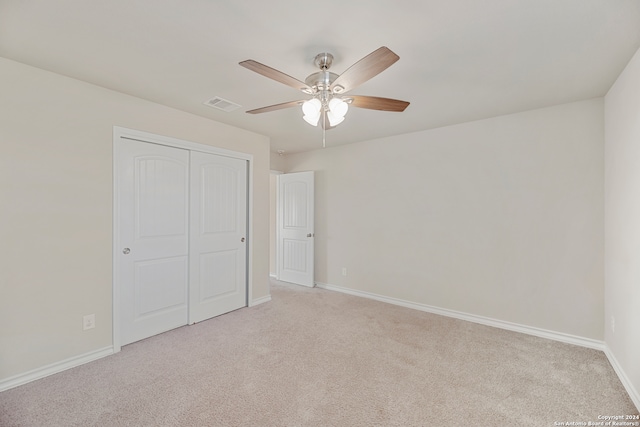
[
  {"xmin": 305, "ymin": 52, "xmax": 346, "ymax": 94},
  {"xmin": 305, "ymin": 70, "xmax": 339, "ymax": 92}
]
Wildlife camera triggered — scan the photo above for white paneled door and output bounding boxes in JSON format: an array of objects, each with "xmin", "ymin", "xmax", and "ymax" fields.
[
  {"xmin": 117, "ymin": 139, "xmax": 190, "ymax": 346},
  {"xmin": 277, "ymin": 171, "xmax": 314, "ymax": 287},
  {"xmin": 189, "ymin": 151, "xmax": 247, "ymax": 324},
  {"xmin": 116, "ymin": 137, "xmax": 248, "ymax": 346}
]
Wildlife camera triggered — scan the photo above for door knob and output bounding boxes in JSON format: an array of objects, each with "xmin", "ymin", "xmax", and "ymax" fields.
[
  {"xmin": 241, "ymin": 237, "xmax": 245, "ymax": 242},
  {"xmin": 122, "ymin": 248, "xmax": 130, "ymax": 255},
  {"xmin": 307, "ymin": 233, "xmax": 313, "ymax": 237}
]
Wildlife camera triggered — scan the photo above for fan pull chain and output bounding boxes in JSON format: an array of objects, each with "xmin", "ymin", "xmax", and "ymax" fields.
[{"xmin": 322, "ymin": 116, "xmax": 326, "ymax": 148}]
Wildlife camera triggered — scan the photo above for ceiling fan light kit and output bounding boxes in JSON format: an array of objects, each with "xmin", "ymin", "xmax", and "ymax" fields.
[
  {"xmin": 239, "ymin": 46, "xmax": 410, "ymax": 145},
  {"xmin": 302, "ymin": 98, "xmax": 321, "ymax": 125},
  {"xmin": 327, "ymin": 98, "xmax": 348, "ymax": 125}
]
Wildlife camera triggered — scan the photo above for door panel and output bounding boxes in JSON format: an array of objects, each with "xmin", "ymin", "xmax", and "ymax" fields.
[
  {"xmin": 199, "ymin": 250, "xmax": 238, "ymax": 298},
  {"xmin": 283, "ymin": 181, "xmax": 309, "ymax": 228},
  {"xmin": 283, "ymin": 239, "xmax": 308, "ymax": 273},
  {"xmin": 189, "ymin": 152, "xmax": 247, "ymax": 323},
  {"xmin": 278, "ymin": 171, "xmax": 314, "ymax": 287},
  {"xmin": 135, "ymin": 157, "xmax": 188, "ymax": 239},
  {"xmin": 118, "ymin": 139, "xmax": 190, "ymax": 346},
  {"xmin": 135, "ymin": 256, "xmax": 188, "ymax": 317}
]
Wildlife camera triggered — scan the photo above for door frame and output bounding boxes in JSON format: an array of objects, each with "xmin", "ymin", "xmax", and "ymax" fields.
[{"xmin": 112, "ymin": 126, "xmax": 253, "ymax": 353}]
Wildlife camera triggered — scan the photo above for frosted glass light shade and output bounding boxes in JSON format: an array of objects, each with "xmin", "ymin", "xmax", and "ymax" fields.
[
  {"xmin": 303, "ymin": 113, "xmax": 320, "ymax": 126},
  {"xmin": 302, "ymin": 98, "xmax": 321, "ymax": 116},
  {"xmin": 327, "ymin": 111, "xmax": 345, "ymax": 126},
  {"xmin": 302, "ymin": 98, "xmax": 321, "ymax": 126},
  {"xmin": 328, "ymin": 98, "xmax": 348, "ymax": 118}
]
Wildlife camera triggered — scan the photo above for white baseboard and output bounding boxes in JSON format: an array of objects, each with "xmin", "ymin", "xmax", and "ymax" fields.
[
  {"xmin": 604, "ymin": 345, "xmax": 640, "ymax": 412},
  {"xmin": 0, "ymin": 346, "xmax": 114, "ymax": 392},
  {"xmin": 315, "ymin": 282, "xmax": 605, "ymax": 351},
  {"xmin": 250, "ymin": 294, "xmax": 272, "ymax": 307},
  {"xmin": 321, "ymin": 280, "xmax": 639, "ymax": 411}
]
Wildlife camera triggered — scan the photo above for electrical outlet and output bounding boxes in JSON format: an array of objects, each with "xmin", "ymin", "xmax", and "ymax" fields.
[
  {"xmin": 611, "ymin": 316, "xmax": 615, "ymax": 334},
  {"xmin": 342, "ymin": 267, "xmax": 347, "ymax": 276},
  {"xmin": 83, "ymin": 314, "xmax": 95, "ymax": 331}
]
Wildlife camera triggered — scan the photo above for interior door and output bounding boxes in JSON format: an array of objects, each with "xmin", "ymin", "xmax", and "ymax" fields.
[
  {"xmin": 117, "ymin": 139, "xmax": 190, "ymax": 346},
  {"xmin": 277, "ymin": 171, "xmax": 314, "ymax": 287},
  {"xmin": 189, "ymin": 151, "xmax": 247, "ymax": 323}
]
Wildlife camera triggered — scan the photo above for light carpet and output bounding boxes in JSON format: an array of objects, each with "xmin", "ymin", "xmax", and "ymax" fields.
[{"xmin": 1, "ymin": 279, "xmax": 637, "ymax": 426}]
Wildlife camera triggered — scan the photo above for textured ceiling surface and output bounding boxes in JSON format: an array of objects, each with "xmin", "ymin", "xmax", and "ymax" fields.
[{"xmin": 1, "ymin": 0, "xmax": 639, "ymax": 153}]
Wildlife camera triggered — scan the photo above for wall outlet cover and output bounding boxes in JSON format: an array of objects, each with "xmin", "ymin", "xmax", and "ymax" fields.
[{"xmin": 83, "ymin": 314, "xmax": 95, "ymax": 330}]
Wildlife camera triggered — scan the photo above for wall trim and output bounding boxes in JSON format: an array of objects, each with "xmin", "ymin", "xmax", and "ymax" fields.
[
  {"xmin": 315, "ymin": 282, "xmax": 605, "ymax": 351},
  {"xmin": 250, "ymin": 294, "xmax": 272, "ymax": 307},
  {"xmin": 604, "ymin": 345, "xmax": 640, "ymax": 411},
  {"xmin": 321, "ymin": 281, "xmax": 640, "ymax": 410},
  {"xmin": 0, "ymin": 346, "xmax": 114, "ymax": 392}
]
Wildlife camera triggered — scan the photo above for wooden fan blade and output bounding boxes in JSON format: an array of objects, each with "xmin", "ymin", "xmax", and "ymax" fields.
[
  {"xmin": 330, "ymin": 47, "xmax": 400, "ymax": 93},
  {"xmin": 347, "ymin": 95, "xmax": 410, "ymax": 112},
  {"xmin": 246, "ymin": 100, "xmax": 304, "ymax": 114},
  {"xmin": 239, "ymin": 60, "xmax": 313, "ymax": 93}
]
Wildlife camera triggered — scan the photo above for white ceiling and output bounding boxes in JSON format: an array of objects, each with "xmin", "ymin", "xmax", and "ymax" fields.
[{"xmin": 1, "ymin": 0, "xmax": 639, "ymax": 154}]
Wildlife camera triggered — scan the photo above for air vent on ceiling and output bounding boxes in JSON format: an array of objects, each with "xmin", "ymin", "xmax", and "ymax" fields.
[{"xmin": 203, "ymin": 96, "xmax": 242, "ymax": 112}]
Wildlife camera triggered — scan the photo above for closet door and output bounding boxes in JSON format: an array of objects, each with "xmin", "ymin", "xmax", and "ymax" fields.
[
  {"xmin": 189, "ymin": 151, "xmax": 247, "ymax": 323},
  {"xmin": 117, "ymin": 139, "xmax": 190, "ymax": 346}
]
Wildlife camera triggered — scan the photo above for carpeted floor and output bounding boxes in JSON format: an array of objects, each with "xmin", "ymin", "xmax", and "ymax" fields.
[{"xmin": 1, "ymin": 279, "xmax": 637, "ymax": 426}]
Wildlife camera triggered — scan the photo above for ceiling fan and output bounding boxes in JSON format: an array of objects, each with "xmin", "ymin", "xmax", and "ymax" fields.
[{"xmin": 239, "ymin": 46, "xmax": 410, "ymax": 133}]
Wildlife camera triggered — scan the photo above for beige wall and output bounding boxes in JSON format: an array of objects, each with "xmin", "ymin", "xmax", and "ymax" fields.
[
  {"xmin": 605, "ymin": 46, "xmax": 640, "ymax": 405},
  {"xmin": 0, "ymin": 57, "xmax": 271, "ymax": 380},
  {"xmin": 269, "ymin": 152, "xmax": 285, "ymax": 276},
  {"xmin": 285, "ymin": 98, "xmax": 604, "ymax": 340},
  {"xmin": 270, "ymin": 151, "xmax": 286, "ymax": 172}
]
